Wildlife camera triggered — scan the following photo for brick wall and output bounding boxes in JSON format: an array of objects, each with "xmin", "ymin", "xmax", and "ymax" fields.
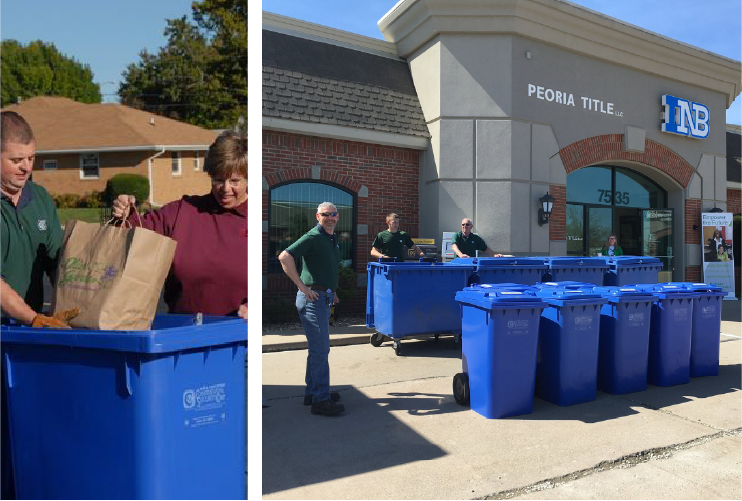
[
  {"xmin": 685, "ymin": 198, "xmax": 702, "ymax": 245},
  {"xmin": 548, "ymin": 184, "xmax": 566, "ymax": 242},
  {"xmin": 727, "ymin": 188, "xmax": 741, "ymax": 215},
  {"xmin": 262, "ymin": 129, "xmax": 422, "ymax": 316}
]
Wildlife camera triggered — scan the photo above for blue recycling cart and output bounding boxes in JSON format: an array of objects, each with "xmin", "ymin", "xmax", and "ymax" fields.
[
  {"xmin": 543, "ymin": 257, "xmax": 609, "ymax": 285},
  {"xmin": 662, "ymin": 282, "xmax": 727, "ymax": 377},
  {"xmin": 602, "ymin": 256, "xmax": 663, "ymax": 286},
  {"xmin": 366, "ymin": 259, "xmax": 474, "ymax": 355},
  {"xmin": 454, "ymin": 285, "xmax": 547, "ymax": 418},
  {"xmin": 633, "ymin": 284, "xmax": 698, "ymax": 386},
  {"xmin": 449, "ymin": 257, "xmax": 549, "ymax": 287},
  {"xmin": 592, "ymin": 286, "xmax": 658, "ymax": 394},
  {"xmin": 1, "ymin": 314, "xmax": 247, "ymax": 500},
  {"xmin": 533, "ymin": 284, "xmax": 607, "ymax": 406}
]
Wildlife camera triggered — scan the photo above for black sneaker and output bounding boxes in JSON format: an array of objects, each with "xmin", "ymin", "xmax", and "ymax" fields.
[
  {"xmin": 311, "ymin": 399, "xmax": 345, "ymax": 416},
  {"xmin": 304, "ymin": 391, "xmax": 341, "ymax": 406}
]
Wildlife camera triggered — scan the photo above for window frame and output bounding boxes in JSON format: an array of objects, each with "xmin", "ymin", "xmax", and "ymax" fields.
[
  {"xmin": 79, "ymin": 153, "xmax": 99, "ymax": 179},
  {"xmin": 171, "ymin": 151, "xmax": 181, "ymax": 176},
  {"xmin": 194, "ymin": 151, "xmax": 200, "ymax": 171},
  {"xmin": 43, "ymin": 159, "xmax": 58, "ymax": 171},
  {"xmin": 267, "ymin": 180, "xmax": 358, "ymax": 273}
]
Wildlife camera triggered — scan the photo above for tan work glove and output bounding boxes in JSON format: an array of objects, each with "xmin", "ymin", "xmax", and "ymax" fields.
[{"xmin": 31, "ymin": 308, "xmax": 80, "ymax": 329}]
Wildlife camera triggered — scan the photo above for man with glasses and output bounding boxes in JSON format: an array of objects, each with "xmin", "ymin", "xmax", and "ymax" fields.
[
  {"xmin": 452, "ymin": 218, "xmax": 502, "ymax": 258},
  {"xmin": 370, "ymin": 212, "xmax": 425, "ymax": 262},
  {"xmin": 278, "ymin": 202, "xmax": 345, "ymax": 416}
]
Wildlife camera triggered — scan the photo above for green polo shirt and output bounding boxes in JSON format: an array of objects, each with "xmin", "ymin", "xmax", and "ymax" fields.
[
  {"xmin": 371, "ymin": 230, "xmax": 414, "ymax": 261},
  {"xmin": 286, "ymin": 224, "xmax": 341, "ymax": 290},
  {"xmin": 453, "ymin": 231, "xmax": 488, "ymax": 257},
  {"xmin": 1, "ymin": 181, "xmax": 62, "ymax": 313}
]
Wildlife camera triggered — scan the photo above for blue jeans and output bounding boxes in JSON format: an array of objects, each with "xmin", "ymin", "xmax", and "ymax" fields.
[{"xmin": 296, "ymin": 290, "xmax": 334, "ymax": 403}]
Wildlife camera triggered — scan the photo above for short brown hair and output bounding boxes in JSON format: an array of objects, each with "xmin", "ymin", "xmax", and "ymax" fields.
[
  {"xmin": 1, "ymin": 111, "xmax": 35, "ymax": 151},
  {"xmin": 205, "ymin": 131, "xmax": 247, "ymax": 179},
  {"xmin": 386, "ymin": 212, "xmax": 399, "ymax": 222}
]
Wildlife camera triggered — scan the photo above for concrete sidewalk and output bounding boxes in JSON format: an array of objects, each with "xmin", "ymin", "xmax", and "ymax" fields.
[{"xmin": 262, "ymin": 300, "xmax": 741, "ymax": 499}]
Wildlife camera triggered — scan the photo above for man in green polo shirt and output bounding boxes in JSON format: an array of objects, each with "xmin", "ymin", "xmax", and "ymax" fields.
[
  {"xmin": 278, "ymin": 201, "xmax": 345, "ymax": 416},
  {"xmin": 0, "ymin": 111, "xmax": 76, "ymax": 328},
  {"xmin": 452, "ymin": 218, "xmax": 502, "ymax": 258},
  {"xmin": 370, "ymin": 212, "xmax": 425, "ymax": 262}
]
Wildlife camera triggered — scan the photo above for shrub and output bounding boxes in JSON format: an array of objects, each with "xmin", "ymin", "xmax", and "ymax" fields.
[
  {"xmin": 336, "ymin": 263, "xmax": 357, "ymax": 303},
  {"xmin": 52, "ymin": 193, "xmax": 81, "ymax": 209},
  {"xmin": 263, "ymin": 298, "xmax": 298, "ymax": 324},
  {"xmin": 104, "ymin": 174, "xmax": 149, "ymax": 205},
  {"xmin": 76, "ymin": 190, "xmax": 105, "ymax": 208}
]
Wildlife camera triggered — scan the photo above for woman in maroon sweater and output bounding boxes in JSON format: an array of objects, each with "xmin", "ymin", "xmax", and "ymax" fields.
[{"xmin": 112, "ymin": 131, "xmax": 247, "ymax": 318}]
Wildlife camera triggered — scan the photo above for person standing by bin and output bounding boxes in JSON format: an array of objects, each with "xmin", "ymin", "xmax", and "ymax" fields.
[
  {"xmin": 370, "ymin": 212, "xmax": 425, "ymax": 261},
  {"xmin": 452, "ymin": 218, "xmax": 502, "ymax": 258},
  {"xmin": 278, "ymin": 202, "xmax": 345, "ymax": 416},
  {"xmin": 600, "ymin": 234, "xmax": 623, "ymax": 256},
  {"xmin": 112, "ymin": 131, "xmax": 247, "ymax": 319}
]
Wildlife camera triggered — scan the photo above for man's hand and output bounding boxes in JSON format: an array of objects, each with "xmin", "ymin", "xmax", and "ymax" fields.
[
  {"xmin": 300, "ymin": 283, "xmax": 319, "ymax": 301},
  {"xmin": 459, "ymin": 254, "xmax": 470, "ymax": 258},
  {"xmin": 31, "ymin": 308, "xmax": 80, "ymax": 329},
  {"xmin": 238, "ymin": 303, "xmax": 248, "ymax": 319},
  {"xmin": 112, "ymin": 194, "xmax": 136, "ymax": 219},
  {"xmin": 333, "ymin": 294, "xmax": 340, "ymax": 305}
]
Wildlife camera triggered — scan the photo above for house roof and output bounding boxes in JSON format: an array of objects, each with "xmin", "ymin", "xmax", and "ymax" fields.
[
  {"xmin": 262, "ymin": 29, "xmax": 430, "ymax": 139},
  {"xmin": 727, "ymin": 130, "xmax": 741, "ymax": 184},
  {"xmin": 2, "ymin": 97, "xmax": 218, "ymax": 152}
]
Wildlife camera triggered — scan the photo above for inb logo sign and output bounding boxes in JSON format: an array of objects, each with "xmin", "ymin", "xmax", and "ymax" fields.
[{"xmin": 661, "ymin": 94, "xmax": 709, "ymax": 139}]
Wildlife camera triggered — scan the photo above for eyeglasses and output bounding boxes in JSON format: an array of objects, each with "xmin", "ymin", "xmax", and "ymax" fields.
[
  {"xmin": 319, "ymin": 212, "xmax": 338, "ymax": 217},
  {"xmin": 462, "ymin": 223, "xmax": 472, "ymax": 227},
  {"xmin": 211, "ymin": 177, "xmax": 245, "ymax": 188}
]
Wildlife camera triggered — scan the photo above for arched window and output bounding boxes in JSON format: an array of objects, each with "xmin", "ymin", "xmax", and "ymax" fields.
[{"xmin": 268, "ymin": 182, "xmax": 356, "ymax": 272}]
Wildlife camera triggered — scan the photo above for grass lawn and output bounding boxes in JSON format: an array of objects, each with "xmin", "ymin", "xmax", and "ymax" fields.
[{"xmin": 57, "ymin": 208, "xmax": 107, "ymax": 225}]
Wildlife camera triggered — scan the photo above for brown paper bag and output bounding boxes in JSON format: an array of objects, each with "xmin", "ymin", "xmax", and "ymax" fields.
[{"xmin": 52, "ymin": 220, "xmax": 177, "ymax": 330}]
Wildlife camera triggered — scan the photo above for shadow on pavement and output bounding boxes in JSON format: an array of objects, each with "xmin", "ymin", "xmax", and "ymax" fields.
[
  {"xmin": 721, "ymin": 299, "xmax": 740, "ymax": 323},
  {"xmin": 372, "ymin": 334, "xmax": 462, "ymax": 358},
  {"xmin": 262, "ymin": 385, "xmax": 447, "ymax": 495}
]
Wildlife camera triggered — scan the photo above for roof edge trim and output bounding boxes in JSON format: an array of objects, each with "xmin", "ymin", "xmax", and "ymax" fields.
[{"xmin": 37, "ymin": 145, "xmax": 211, "ymax": 154}]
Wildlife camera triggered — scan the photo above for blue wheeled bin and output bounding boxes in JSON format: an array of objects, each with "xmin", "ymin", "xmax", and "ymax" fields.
[
  {"xmin": 543, "ymin": 257, "xmax": 609, "ymax": 285},
  {"xmin": 592, "ymin": 286, "xmax": 658, "ymax": 394},
  {"xmin": 1, "ymin": 314, "xmax": 247, "ymax": 500},
  {"xmin": 662, "ymin": 282, "xmax": 726, "ymax": 377},
  {"xmin": 366, "ymin": 259, "xmax": 474, "ymax": 355},
  {"xmin": 533, "ymin": 285, "xmax": 607, "ymax": 406},
  {"xmin": 450, "ymin": 257, "xmax": 548, "ymax": 287},
  {"xmin": 602, "ymin": 256, "xmax": 663, "ymax": 286},
  {"xmin": 632, "ymin": 284, "xmax": 698, "ymax": 386},
  {"xmin": 454, "ymin": 285, "xmax": 547, "ymax": 418}
]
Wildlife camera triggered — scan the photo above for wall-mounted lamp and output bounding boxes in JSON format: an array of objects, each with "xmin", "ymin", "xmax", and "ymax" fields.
[
  {"xmin": 538, "ymin": 192, "xmax": 555, "ymax": 226},
  {"xmin": 692, "ymin": 224, "xmax": 699, "ymax": 231},
  {"xmin": 709, "ymin": 207, "xmax": 723, "ymax": 213}
]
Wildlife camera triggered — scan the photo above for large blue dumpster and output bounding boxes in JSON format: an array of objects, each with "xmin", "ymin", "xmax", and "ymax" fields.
[
  {"xmin": 450, "ymin": 257, "xmax": 548, "ymax": 287},
  {"xmin": 633, "ymin": 284, "xmax": 698, "ymax": 386},
  {"xmin": 1, "ymin": 314, "xmax": 247, "ymax": 500},
  {"xmin": 602, "ymin": 256, "xmax": 663, "ymax": 286},
  {"xmin": 366, "ymin": 260, "xmax": 474, "ymax": 355},
  {"xmin": 454, "ymin": 285, "xmax": 547, "ymax": 418},
  {"xmin": 533, "ymin": 285, "xmax": 607, "ymax": 406},
  {"xmin": 592, "ymin": 286, "xmax": 658, "ymax": 394},
  {"xmin": 662, "ymin": 282, "xmax": 726, "ymax": 377},
  {"xmin": 543, "ymin": 257, "xmax": 609, "ymax": 285}
]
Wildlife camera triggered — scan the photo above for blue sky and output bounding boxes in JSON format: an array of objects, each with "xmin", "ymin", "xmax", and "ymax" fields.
[
  {"xmin": 1, "ymin": 0, "xmax": 196, "ymax": 103},
  {"xmin": 262, "ymin": 0, "xmax": 742, "ymax": 125}
]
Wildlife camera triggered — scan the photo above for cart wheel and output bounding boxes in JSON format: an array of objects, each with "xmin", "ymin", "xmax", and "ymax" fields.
[
  {"xmin": 453, "ymin": 373, "xmax": 470, "ymax": 406},
  {"xmin": 370, "ymin": 332, "xmax": 385, "ymax": 347},
  {"xmin": 393, "ymin": 340, "xmax": 401, "ymax": 356},
  {"xmin": 434, "ymin": 334, "xmax": 440, "ymax": 342}
]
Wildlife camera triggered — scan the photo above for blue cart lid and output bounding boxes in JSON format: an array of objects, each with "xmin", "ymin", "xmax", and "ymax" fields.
[
  {"xmin": 544, "ymin": 257, "xmax": 609, "ymax": 269},
  {"xmin": 604, "ymin": 255, "xmax": 662, "ymax": 267},
  {"xmin": 630, "ymin": 283, "xmax": 699, "ymax": 299},
  {"xmin": 463, "ymin": 283, "xmax": 538, "ymax": 292},
  {"xmin": 659, "ymin": 282, "xmax": 728, "ymax": 296},
  {"xmin": 370, "ymin": 261, "xmax": 473, "ymax": 273},
  {"xmin": 591, "ymin": 286, "xmax": 659, "ymax": 302},
  {"xmin": 456, "ymin": 288, "xmax": 547, "ymax": 310},
  {"xmin": 538, "ymin": 281, "xmax": 598, "ymax": 289},
  {"xmin": 533, "ymin": 286, "xmax": 607, "ymax": 307},
  {"xmin": 0, "ymin": 314, "xmax": 247, "ymax": 354},
  {"xmin": 450, "ymin": 257, "xmax": 548, "ymax": 269}
]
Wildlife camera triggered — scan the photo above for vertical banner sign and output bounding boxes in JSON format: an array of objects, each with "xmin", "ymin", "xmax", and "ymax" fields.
[{"xmin": 701, "ymin": 213, "xmax": 735, "ymax": 299}]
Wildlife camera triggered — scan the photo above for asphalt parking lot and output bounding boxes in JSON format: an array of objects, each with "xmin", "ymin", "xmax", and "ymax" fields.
[{"xmin": 262, "ymin": 301, "xmax": 741, "ymax": 500}]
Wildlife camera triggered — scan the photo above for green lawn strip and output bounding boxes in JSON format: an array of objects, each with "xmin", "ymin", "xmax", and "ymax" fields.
[{"xmin": 57, "ymin": 208, "xmax": 106, "ymax": 226}]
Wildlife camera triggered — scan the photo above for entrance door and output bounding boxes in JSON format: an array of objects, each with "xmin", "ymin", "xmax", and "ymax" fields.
[
  {"xmin": 587, "ymin": 207, "xmax": 612, "ymax": 256},
  {"xmin": 641, "ymin": 209, "xmax": 674, "ymax": 282}
]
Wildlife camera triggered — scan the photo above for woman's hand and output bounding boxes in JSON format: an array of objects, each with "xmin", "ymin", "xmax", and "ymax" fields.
[{"xmin": 112, "ymin": 194, "xmax": 136, "ymax": 219}]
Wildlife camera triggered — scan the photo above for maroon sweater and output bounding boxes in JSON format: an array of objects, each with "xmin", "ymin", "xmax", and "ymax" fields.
[{"xmin": 128, "ymin": 194, "xmax": 247, "ymax": 316}]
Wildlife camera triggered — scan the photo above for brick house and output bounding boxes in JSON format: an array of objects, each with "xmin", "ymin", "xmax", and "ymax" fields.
[
  {"xmin": 264, "ymin": 2, "xmax": 742, "ymax": 315},
  {"xmin": 3, "ymin": 97, "xmax": 218, "ymax": 206}
]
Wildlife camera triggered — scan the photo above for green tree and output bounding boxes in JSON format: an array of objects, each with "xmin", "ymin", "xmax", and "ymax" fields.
[
  {"xmin": 119, "ymin": 0, "xmax": 246, "ymax": 130},
  {"xmin": 0, "ymin": 40, "xmax": 102, "ymax": 107}
]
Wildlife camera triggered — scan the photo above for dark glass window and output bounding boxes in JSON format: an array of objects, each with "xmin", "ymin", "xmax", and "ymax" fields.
[
  {"xmin": 268, "ymin": 182, "xmax": 355, "ymax": 273},
  {"xmin": 615, "ymin": 169, "xmax": 666, "ymax": 208},
  {"xmin": 566, "ymin": 166, "xmax": 612, "ymax": 205}
]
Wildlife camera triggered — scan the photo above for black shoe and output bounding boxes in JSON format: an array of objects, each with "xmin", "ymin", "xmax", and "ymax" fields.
[
  {"xmin": 311, "ymin": 399, "xmax": 345, "ymax": 416},
  {"xmin": 304, "ymin": 391, "xmax": 340, "ymax": 406}
]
